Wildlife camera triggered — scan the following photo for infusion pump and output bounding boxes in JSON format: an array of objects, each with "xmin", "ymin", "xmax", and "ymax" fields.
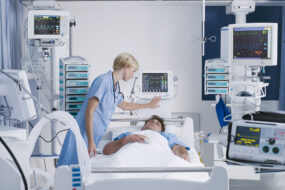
[
  {"xmin": 228, "ymin": 120, "xmax": 285, "ymax": 165},
  {"xmin": 135, "ymin": 71, "xmax": 173, "ymax": 99}
]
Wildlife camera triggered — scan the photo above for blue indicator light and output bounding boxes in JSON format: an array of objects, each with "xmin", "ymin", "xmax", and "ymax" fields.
[
  {"xmin": 72, "ymin": 183, "xmax": 81, "ymax": 187},
  {"xmin": 72, "ymin": 178, "xmax": 81, "ymax": 182},
  {"xmin": 72, "ymin": 173, "xmax": 80, "ymax": 177}
]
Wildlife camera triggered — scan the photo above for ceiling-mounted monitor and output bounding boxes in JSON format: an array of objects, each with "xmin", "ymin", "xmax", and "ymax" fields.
[{"xmin": 228, "ymin": 23, "xmax": 278, "ymax": 66}]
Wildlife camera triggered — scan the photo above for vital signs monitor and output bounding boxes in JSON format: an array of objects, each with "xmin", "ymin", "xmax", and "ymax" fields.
[
  {"xmin": 221, "ymin": 23, "xmax": 278, "ymax": 66},
  {"xmin": 135, "ymin": 71, "xmax": 173, "ymax": 99},
  {"xmin": 229, "ymin": 23, "xmax": 278, "ymax": 66},
  {"xmin": 28, "ymin": 10, "xmax": 69, "ymax": 39}
]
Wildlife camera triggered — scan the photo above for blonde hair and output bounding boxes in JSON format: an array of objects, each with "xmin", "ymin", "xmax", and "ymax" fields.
[{"xmin": 113, "ymin": 53, "xmax": 139, "ymax": 71}]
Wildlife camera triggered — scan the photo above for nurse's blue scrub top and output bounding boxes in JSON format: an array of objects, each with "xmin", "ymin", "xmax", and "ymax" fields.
[{"xmin": 58, "ymin": 71, "xmax": 124, "ymax": 166}]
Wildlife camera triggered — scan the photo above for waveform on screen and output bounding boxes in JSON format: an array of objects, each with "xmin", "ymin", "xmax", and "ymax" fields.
[{"xmin": 35, "ymin": 25, "xmax": 57, "ymax": 31}]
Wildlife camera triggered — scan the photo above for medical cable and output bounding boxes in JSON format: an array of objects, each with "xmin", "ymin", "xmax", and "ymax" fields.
[
  {"xmin": 0, "ymin": 136, "xmax": 28, "ymax": 190},
  {"xmin": 28, "ymin": 121, "xmax": 68, "ymax": 144},
  {"xmin": 0, "ymin": 69, "xmax": 49, "ymax": 114},
  {"xmin": 24, "ymin": 18, "xmax": 51, "ymax": 110},
  {"xmin": 24, "ymin": 18, "xmax": 41, "ymax": 90},
  {"xmin": 0, "ymin": 96, "xmax": 12, "ymax": 118},
  {"xmin": 219, "ymin": 128, "xmax": 223, "ymax": 135}
]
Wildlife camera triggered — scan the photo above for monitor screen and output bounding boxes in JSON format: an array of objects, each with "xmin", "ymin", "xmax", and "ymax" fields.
[
  {"xmin": 234, "ymin": 126, "xmax": 261, "ymax": 147},
  {"xmin": 34, "ymin": 15, "xmax": 60, "ymax": 35},
  {"xmin": 233, "ymin": 27, "xmax": 272, "ymax": 60},
  {"xmin": 142, "ymin": 73, "xmax": 168, "ymax": 93}
]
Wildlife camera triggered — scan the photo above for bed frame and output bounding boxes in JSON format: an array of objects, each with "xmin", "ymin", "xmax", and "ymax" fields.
[
  {"xmin": 86, "ymin": 166, "xmax": 228, "ymax": 190},
  {"xmin": 54, "ymin": 116, "xmax": 229, "ymax": 190}
]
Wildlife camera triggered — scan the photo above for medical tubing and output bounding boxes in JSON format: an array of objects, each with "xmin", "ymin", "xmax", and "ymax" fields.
[
  {"xmin": 0, "ymin": 96, "xmax": 12, "ymax": 118},
  {"xmin": 0, "ymin": 136, "xmax": 28, "ymax": 190},
  {"xmin": 0, "ymin": 69, "xmax": 49, "ymax": 114},
  {"xmin": 28, "ymin": 111, "xmax": 91, "ymax": 179},
  {"xmin": 24, "ymin": 18, "xmax": 51, "ymax": 106},
  {"xmin": 24, "ymin": 18, "xmax": 41, "ymax": 89},
  {"xmin": 28, "ymin": 121, "xmax": 68, "ymax": 143}
]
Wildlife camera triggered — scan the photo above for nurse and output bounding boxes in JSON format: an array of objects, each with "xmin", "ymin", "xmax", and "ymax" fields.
[{"xmin": 58, "ymin": 53, "xmax": 161, "ymax": 166}]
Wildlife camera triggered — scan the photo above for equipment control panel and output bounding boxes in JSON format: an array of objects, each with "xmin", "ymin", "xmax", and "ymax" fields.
[
  {"xmin": 204, "ymin": 59, "xmax": 230, "ymax": 95},
  {"xmin": 228, "ymin": 120, "xmax": 285, "ymax": 165}
]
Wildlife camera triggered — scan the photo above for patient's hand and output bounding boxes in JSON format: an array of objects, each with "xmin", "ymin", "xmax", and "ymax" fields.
[
  {"xmin": 180, "ymin": 153, "xmax": 190, "ymax": 162},
  {"xmin": 172, "ymin": 145, "xmax": 191, "ymax": 162},
  {"xmin": 125, "ymin": 134, "xmax": 148, "ymax": 144}
]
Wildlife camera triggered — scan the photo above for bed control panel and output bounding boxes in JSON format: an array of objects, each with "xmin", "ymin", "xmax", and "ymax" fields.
[
  {"xmin": 70, "ymin": 165, "xmax": 83, "ymax": 190},
  {"xmin": 228, "ymin": 120, "xmax": 285, "ymax": 165}
]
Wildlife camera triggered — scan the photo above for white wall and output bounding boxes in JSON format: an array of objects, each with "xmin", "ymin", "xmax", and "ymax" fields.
[
  {"xmin": 58, "ymin": 1, "xmax": 220, "ymax": 132},
  {"xmin": 58, "ymin": 1, "xmax": 280, "ymax": 134}
]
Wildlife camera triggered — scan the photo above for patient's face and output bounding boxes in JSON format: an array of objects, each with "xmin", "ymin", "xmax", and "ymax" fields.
[{"xmin": 142, "ymin": 119, "xmax": 162, "ymax": 132}]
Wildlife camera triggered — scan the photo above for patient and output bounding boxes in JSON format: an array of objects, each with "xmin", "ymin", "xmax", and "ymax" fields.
[{"xmin": 103, "ymin": 115, "xmax": 190, "ymax": 162}]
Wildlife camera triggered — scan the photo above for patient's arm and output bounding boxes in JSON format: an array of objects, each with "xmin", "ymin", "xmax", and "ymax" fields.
[
  {"xmin": 172, "ymin": 145, "xmax": 190, "ymax": 162},
  {"xmin": 103, "ymin": 134, "xmax": 147, "ymax": 155}
]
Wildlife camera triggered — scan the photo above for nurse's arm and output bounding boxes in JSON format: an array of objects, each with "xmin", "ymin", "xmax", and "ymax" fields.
[
  {"xmin": 85, "ymin": 97, "xmax": 100, "ymax": 156},
  {"xmin": 118, "ymin": 96, "xmax": 161, "ymax": 111}
]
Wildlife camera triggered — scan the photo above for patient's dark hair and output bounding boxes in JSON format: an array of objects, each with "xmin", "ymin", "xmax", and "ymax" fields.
[{"xmin": 145, "ymin": 115, "xmax": 165, "ymax": 132}]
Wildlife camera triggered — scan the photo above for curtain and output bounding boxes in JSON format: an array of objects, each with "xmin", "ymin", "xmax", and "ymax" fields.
[
  {"xmin": 0, "ymin": 0, "xmax": 23, "ymax": 69},
  {"xmin": 279, "ymin": 7, "xmax": 285, "ymax": 111}
]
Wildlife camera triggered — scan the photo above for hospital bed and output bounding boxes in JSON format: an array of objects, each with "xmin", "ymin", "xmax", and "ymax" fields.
[{"xmin": 53, "ymin": 114, "xmax": 229, "ymax": 190}]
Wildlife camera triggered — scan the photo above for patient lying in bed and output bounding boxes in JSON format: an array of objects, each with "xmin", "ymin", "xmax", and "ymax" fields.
[
  {"xmin": 103, "ymin": 115, "xmax": 190, "ymax": 162},
  {"xmin": 91, "ymin": 115, "xmax": 208, "ymax": 182}
]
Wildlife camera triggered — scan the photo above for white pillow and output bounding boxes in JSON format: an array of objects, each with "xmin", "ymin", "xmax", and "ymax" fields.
[
  {"xmin": 164, "ymin": 124, "xmax": 181, "ymax": 136},
  {"xmin": 164, "ymin": 118, "xmax": 195, "ymax": 149}
]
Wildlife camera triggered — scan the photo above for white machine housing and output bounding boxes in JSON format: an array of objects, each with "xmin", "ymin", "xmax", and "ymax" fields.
[
  {"xmin": 0, "ymin": 70, "xmax": 36, "ymax": 121},
  {"xmin": 228, "ymin": 120, "xmax": 285, "ymax": 165},
  {"xmin": 221, "ymin": 23, "xmax": 278, "ymax": 66},
  {"xmin": 28, "ymin": 10, "xmax": 69, "ymax": 39},
  {"xmin": 135, "ymin": 71, "xmax": 173, "ymax": 99}
]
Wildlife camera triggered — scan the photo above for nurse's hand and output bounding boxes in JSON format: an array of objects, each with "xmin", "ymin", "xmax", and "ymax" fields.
[
  {"xmin": 148, "ymin": 96, "xmax": 161, "ymax": 109},
  {"xmin": 88, "ymin": 141, "xmax": 97, "ymax": 157}
]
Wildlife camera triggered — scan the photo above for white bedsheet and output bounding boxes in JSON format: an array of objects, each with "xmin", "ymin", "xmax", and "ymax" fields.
[{"xmin": 89, "ymin": 130, "xmax": 209, "ymax": 183}]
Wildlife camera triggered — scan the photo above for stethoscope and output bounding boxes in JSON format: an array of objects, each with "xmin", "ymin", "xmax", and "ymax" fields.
[{"xmin": 112, "ymin": 73, "xmax": 124, "ymax": 103}]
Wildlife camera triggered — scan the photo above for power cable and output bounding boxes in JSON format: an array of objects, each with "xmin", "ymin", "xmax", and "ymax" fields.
[
  {"xmin": 28, "ymin": 121, "xmax": 68, "ymax": 143},
  {"xmin": 0, "ymin": 136, "xmax": 28, "ymax": 190}
]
